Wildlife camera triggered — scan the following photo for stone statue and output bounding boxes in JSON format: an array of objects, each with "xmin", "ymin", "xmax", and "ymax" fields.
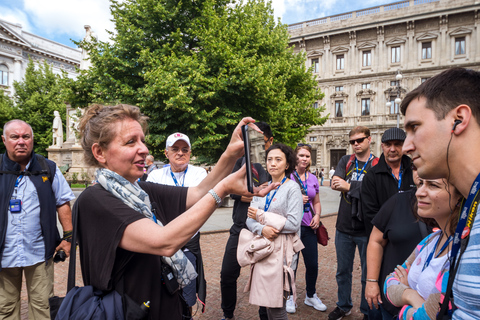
[
  {"xmin": 52, "ymin": 110, "xmax": 63, "ymax": 148},
  {"xmin": 69, "ymin": 109, "xmax": 81, "ymax": 145}
]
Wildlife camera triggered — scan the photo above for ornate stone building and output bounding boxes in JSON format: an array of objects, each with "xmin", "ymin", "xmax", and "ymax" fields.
[
  {"xmin": 288, "ymin": 0, "xmax": 480, "ymax": 171},
  {"xmin": 0, "ymin": 19, "xmax": 82, "ymax": 97}
]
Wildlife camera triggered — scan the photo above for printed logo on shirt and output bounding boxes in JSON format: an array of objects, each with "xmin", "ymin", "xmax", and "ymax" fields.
[{"xmin": 42, "ymin": 176, "xmax": 48, "ymax": 183}]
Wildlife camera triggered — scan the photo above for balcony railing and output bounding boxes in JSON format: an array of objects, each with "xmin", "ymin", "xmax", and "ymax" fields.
[{"xmin": 287, "ymin": 0, "xmax": 440, "ymax": 32}]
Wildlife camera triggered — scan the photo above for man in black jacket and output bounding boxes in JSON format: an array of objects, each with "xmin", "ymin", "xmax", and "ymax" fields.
[{"xmin": 361, "ymin": 127, "xmax": 415, "ymax": 237}]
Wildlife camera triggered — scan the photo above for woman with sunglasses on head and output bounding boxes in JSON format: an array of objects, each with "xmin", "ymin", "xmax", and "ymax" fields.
[
  {"xmin": 384, "ymin": 177, "xmax": 463, "ymax": 319},
  {"xmin": 284, "ymin": 143, "xmax": 327, "ymax": 314},
  {"xmin": 245, "ymin": 143, "xmax": 304, "ymax": 320}
]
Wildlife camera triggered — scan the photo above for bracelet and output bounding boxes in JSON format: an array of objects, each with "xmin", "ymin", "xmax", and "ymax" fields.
[
  {"xmin": 366, "ymin": 279, "xmax": 378, "ymax": 282},
  {"xmin": 208, "ymin": 189, "xmax": 222, "ymax": 207}
]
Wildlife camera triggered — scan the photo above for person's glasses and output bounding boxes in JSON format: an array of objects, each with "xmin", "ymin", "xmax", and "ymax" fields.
[
  {"xmin": 297, "ymin": 143, "xmax": 312, "ymax": 148},
  {"xmin": 169, "ymin": 147, "xmax": 190, "ymax": 154},
  {"xmin": 349, "ymin": 136, "xmax": 369, "ymax": 145}
]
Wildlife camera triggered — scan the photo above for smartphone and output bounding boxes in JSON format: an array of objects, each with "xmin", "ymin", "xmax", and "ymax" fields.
[{"xmin": 242, "ymin": 125, "xmax": 254, "ymax": 193}]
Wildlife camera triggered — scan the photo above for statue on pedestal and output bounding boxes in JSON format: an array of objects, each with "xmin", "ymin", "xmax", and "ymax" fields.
[{"xmin": 52, "ymin": 110, "xmax": 63, "ymax": 148}]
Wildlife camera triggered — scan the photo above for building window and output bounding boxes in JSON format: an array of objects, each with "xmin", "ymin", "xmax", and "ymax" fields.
[
  {"xmin": 311, "ymin": 58, "xmax": 320, "ymax": 73},
  {"xmin": 0, "ymin": 65, "xmax": 7, "ymax": 86},
  {"xmin": 455, "ymin": 37, "xmax": 466, "ymax": 55},
  {"xmin": 362, "ymin": 83, "xmax": 370, "ymax": 89},
  {"xmin": 422, "ymin": 42, "xmax": 432, "ymax": 59},
  {"xmin": 309, "ymin": 136, "xmax": 318, "ymax": 142},
  {"xmin": 312, "ymin": 102, "xmax": 318, "ymax": 109},
  {"xmin": 335, "ymin": 86, "xmax": 343, "ymax": 91},
  {"xmin": 421, "ymin": 77, "xmax": 430, "ymax": 83},
  {"xmin": 361, "ymin": 98, "xmax": 370, "ymax": 116},
  {"xmin": 362, "ymin": 50, "xmax": 371, "ymax": 67},
  {"xmin": 391, "ymin": 46, "xmax": 400, "ymax": 63},
  {"xmin": 336, "ymin": 54, "xmax": 345, "ymax": 70},
  {"xmin": 389, "ymin": 96, "xmax": 399, "ymax": 114},
  {"xmin": 335, "ymin": 101, "xmax": 343, "ymax": 117}
]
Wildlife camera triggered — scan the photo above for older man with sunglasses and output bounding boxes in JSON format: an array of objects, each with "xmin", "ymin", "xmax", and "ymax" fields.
[{"xmin": 329, "ymin": 126, "xmax": 378, "ymax": 320}]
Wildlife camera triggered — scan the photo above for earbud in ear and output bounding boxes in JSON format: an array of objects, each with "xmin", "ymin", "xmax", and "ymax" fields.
[{"xmin": 452, "ymin": 120, "xmax": 462, "ymax": 131}]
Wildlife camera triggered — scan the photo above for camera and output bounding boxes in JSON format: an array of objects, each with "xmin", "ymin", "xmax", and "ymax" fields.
[{"xmin": 53, "ymin": 250, "xmax": 66, "ymax": 263}]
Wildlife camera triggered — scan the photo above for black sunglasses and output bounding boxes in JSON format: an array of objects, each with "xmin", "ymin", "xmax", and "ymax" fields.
[
  {"xmin": 349, "ymin": 136, "xmax": 369, "ymax": 145},
  {"xmin": 297, "ymin": 143, "xmax": 312, "ymax": 148}
]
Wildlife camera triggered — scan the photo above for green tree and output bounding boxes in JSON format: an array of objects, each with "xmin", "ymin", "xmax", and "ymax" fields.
[
  {"xmin": 12, "ymin": 60, "xmax": 72, "ymax": 156},
  {"xmin": 0, "ymin": 88, "xmax": 15, "ymax": 154},
  {"xmin": 73, "ymin": 0, "xmax": 326, "ymax": 162}
]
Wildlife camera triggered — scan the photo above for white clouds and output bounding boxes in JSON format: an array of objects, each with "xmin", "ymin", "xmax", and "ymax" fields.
[
  {"xmin": 0, "ymin": 6, "xmax": 34, "ymax": 32},
  {"xmin": 22, "ymin": 0, "xmax": 114, "ymax": 43}
]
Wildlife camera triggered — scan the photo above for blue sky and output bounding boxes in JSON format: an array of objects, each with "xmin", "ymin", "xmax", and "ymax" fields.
[{"xmin": 0, "ymin": 0, "xmax": 398, "ymax": 48}]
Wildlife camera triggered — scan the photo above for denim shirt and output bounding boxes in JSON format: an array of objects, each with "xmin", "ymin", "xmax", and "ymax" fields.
[{"xmin": 2, "ymin": 162, "xmax": 74, "ymax": 268}]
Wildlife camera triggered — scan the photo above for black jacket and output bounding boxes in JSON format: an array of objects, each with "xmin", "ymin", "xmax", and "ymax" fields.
[
  {"xmin": 361, "ymin": 154, "xmax": 415, "ymax": 236},
  {"xmin": 0, "ymin": 153, "xmax": 58, "ymax": 270}
]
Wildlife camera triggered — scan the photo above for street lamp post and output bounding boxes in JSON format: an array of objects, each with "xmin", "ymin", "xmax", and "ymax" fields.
[{"xmin": 386, "ymin": 69, "xmax": 403, "ymax": 128}]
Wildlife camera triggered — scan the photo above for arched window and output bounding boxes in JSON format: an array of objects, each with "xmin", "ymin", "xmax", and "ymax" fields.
[{"xmin": 0, "ymin": 65, "xmax": 8, "ymax": 86}]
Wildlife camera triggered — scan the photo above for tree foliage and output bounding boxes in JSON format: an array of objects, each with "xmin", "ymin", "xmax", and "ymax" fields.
[
  {"xmin": 0, "ymin": 89, "xmax": 15, "ymax": 154},
  {"xmin": 7, "ymin": 60, "xmax": 72, "ymax": 156},
  {"xmin": 72, "ymin": 0, "xmax": 326, "ymax": 162}
]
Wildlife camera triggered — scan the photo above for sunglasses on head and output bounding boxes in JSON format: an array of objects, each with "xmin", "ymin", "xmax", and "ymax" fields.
[
  {"xmin": 349, "ymin": 136, "xmax": 369, "ymax": 145},
  {"xmin": 297, "ymin": 143, "xmax": 312, "ymax": 148}
]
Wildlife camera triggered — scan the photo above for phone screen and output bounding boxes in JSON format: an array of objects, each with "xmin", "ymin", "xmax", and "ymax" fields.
[{"xmin": 242, "ymin": 125, "xmax": 254, "ymax": 193}]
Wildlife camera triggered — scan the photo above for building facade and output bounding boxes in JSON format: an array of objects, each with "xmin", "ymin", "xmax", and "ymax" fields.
[
  {"xmin": 0, "ymin": 19, "xmax": 81, "ymax": 97},
  {"xmin": 288, "ymin": 0, "xmax": 480, "ymax": 171}
]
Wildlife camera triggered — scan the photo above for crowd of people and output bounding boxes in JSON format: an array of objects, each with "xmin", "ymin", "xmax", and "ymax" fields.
[{"xmin": 1, "ymin": 67, "xmax": 480, "ymax": 320}]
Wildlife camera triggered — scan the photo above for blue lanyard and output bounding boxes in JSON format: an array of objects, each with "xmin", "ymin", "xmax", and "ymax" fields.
[
  {"xmin": 294, "ymin": 171, "xmax": 308, "ymax": 194},
  {"xmin": 391, "ymin": 164, "xmax": 403, "ymax": 190},
  {"xmin": 264, "ymin": 176, "xmax": 287, "ymax": 212},
  {"xmin": 170, "ymin": 167, "xmax": 188, "ymax": 187},
  {"xmin": 354, "ymin": 154, "xmax": 372, "ymax": 181},
  {"xmin": 12, "ymin": 174, "xmax": 24, "ymax": 199},
  {"xmin": 422, "ymin": 234, "xmax": 452, "ymax": 271},
  {"xmin": 450, "ymin": 173, "xmax": 480, "ymax": 266}
]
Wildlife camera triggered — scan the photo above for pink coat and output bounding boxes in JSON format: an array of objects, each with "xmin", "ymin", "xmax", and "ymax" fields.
[{"xmin": 237, "ymin": 211, "xmax": 304, "ymax": 308}]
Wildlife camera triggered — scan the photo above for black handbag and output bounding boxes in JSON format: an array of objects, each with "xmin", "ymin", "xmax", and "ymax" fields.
[{"xmin": 50, "ymin": 202, "xmax": 149, "ymax": 320}]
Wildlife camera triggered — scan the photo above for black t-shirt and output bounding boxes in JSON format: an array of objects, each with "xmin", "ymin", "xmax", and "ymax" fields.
[
  {"xmin": 77, "ymin": 182, "xmax": 188, "ymax": 320},
  {"xmin": 334, "ymin": 154, "xmax": 376, "ymax": 235},
  {"xmin": 372, "ymin": 188, "xmax": 430, "ymax": 316}
]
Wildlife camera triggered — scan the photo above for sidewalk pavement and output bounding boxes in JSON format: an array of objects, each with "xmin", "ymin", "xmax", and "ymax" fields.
[{"xmin": 21, "ymin": 180, "xmax": 367, "ymax": 320}]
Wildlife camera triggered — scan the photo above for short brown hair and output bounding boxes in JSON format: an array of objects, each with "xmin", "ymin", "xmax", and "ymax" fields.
[
  {"xmin": 401, "ymin": 68, "xmax": 480, "ymax": 127},
  {"xmin": 78, "ymin": 104, "xmax": 149, "ymax": 167},
  {"xmin": 348, "ymin": 126, "xmax": 370, "ymax": 138}
]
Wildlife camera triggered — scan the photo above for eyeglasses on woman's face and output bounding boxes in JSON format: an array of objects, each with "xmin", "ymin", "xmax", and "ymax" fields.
[{"xmin": 348, "ymin": 136, "xmax": 369, "ymax": 145}]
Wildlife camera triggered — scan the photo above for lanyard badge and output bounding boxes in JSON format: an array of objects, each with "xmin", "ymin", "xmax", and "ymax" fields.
[{"xmin": 10, "ymin": 175, "xmax": 24, "ymax": 214}]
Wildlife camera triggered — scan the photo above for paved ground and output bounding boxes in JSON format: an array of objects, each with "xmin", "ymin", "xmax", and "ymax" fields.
[{"xmin": 20, "ymin": 180, "xmax": 366, "ymax": 320}]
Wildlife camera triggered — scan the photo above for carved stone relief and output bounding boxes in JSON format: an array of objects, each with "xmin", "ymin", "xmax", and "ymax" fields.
[
  {"xmin": 306, "ymin": 38, "xmax": 324, "ymax": 50},
  {"xmin": 330, "ymin": 33, "xmax": 350, "ymax": 46},
  {"xmin": 357, "ymin": 28, "xmax": 377, "ymax": 41},
  {"xmin": 449, "ymin": 12, "xmax": 474, "ymax": 27},
  {"xmin": 385, "ymin": 23, "xmax": 407, "ymax": 37},
  {"xmin": 416, "ymin": 18, "xmax": 438, "ymax": 32}
]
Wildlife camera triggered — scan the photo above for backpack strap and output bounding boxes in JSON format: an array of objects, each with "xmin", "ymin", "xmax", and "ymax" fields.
[{"xmin": 345, "ymin": 154, "xmax": 356, "ymax": 174}]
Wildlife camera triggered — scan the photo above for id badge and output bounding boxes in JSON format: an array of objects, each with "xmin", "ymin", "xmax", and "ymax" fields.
[{"xmin": 9, "ymin": 199, "xmax": 22, "ymax": 213}]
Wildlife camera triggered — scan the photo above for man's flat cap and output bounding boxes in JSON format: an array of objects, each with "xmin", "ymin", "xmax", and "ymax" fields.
[{"xmin": 381, "ymin": 127, "xmax": 406, "ymax": 143}]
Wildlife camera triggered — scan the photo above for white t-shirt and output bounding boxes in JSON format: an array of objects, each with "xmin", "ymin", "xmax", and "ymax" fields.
[
  {"xmin": 146, "ymin": 164, "xmax": 207, "ymax": 187},
  {"xmin": 408, "ymin": 232, "xmax": 449, "ymax": 300}
]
